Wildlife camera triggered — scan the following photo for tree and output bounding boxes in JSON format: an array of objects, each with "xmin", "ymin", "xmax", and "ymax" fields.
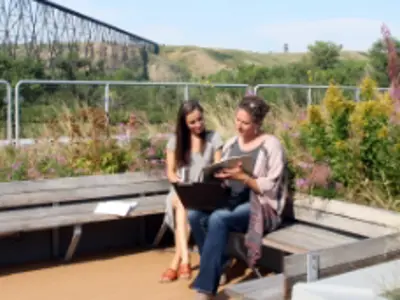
[
  {"xmin": 307, "ymin": 41, "xmax": 343, "ymax": 70},
  {"xmin": 368, "ymin": 38, "xmax": 400, "ymax": 87}
]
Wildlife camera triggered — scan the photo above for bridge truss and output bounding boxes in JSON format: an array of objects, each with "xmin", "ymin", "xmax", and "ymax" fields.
[{"xmin": 0, "ymin": 0, "xmax": 159, "ymax": 70}]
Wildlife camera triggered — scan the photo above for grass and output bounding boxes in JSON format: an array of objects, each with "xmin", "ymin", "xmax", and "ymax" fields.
[
  {"xmin": 5, "ymin": 42, "xmax": 369, "ymax": 81},
  {"xmin": 158, "ymin": 45, "xmax": 368, "ymax": 77}
]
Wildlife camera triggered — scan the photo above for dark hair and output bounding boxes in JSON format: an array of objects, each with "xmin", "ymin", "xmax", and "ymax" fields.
[
  {"xmin": 237, "ymin": 95, "xmax": 270, "ymax": 125},
  {"xmin": 175, "ymin": 100, "xmax": 206, "ymax": 167}
]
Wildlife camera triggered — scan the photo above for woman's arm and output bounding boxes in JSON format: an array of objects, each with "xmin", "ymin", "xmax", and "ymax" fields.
[
  {"xmin": 240, "ymin": 174, "xmax": 262, "ymax": 194},
  {"xmin": 165, "ymin": 136, "xmax": 180, "ymax": 183},
  {"xmin": 213, "ymin": 149, "xmax": 222, "ymax": 163},
  {"xmin": 252, "ymin": 136, "xmax": 285, "ymax": 194},
  {"xmin": 166, "ymin": 149, "xmax": 179, "ymax": 182},
  {"xmin": 211, "ymin": 131, "xmax": 224, "ymax": 163},
  {"xmin": 215, "ymin": 136, "xmax": 285, "ymax": 195}
]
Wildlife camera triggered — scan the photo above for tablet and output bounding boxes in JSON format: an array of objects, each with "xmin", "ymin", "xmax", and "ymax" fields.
[
  {"xmin": 202, "ymin": 155, "xmax": 252, "ymax": 180},
  {"xmin": 172, "ymin": 182, "xmax": 231, "ymax": 211}
]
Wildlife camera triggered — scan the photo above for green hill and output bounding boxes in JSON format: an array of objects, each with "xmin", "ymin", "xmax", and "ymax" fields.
[{"xmin": 147, "ymin": 45, "xmax": 368, "ymax": 80}]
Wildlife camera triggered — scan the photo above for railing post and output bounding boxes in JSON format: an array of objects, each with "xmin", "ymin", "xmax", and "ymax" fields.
[
  {"xmin": 184, "ymin": 84, "xmax": 189, "ymax": 101},
  {"xmin": 104, "ymin": 84, "xmax": 110, "ymax": 113},
  {"xmin": 1, "ymin": 80, "xmax": 12, "ymax": 143},
  {"xmin": 14, "ymin": 82, "xmax": 21, "ymax": 146},
  {"xmin": 355, "ymin": 88, "xmax": 360, "ymax": 102},
  {"xmin": 307, "ymin": 88, "xmax": 312, "ymax": 106}
]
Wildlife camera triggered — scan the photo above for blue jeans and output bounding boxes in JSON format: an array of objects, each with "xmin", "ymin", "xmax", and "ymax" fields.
[{"xmin": 188, "ymin": 202, "xmax": 251, "ymax": 295}]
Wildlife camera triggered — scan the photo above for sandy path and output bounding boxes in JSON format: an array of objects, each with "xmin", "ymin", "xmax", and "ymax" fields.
[{"xmin": 0, "ymin": 249, "xmax": 261, "ymax": 300}]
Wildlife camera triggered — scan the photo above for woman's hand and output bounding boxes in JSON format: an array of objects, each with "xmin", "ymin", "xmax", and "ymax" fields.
[
  {"xmin": 169, "ymin": 173, "xmax": 181, "ymax": 183},
  {"xmin": 214, "ymin": 163, "xmax": 248, "ymax": 182}
]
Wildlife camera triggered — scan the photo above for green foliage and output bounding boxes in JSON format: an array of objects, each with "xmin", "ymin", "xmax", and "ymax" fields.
[
  {"xmin": 368, "ymin": 38, "xmax": 400, "ymax": 86},
  {"xmin": 307, "ymin": 41, "xmax": 343, "ymax": 70},
  {"xmin": 297, "ymin": 78, "xmax": 400, "ymax": 198}
]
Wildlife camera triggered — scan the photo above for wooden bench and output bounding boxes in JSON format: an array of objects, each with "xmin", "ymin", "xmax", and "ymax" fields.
[
  {"xmin": 0, "ymin": 172, "xmax": 169, "ymax": 261},
  {"xmin": 225, "ymin": 195, "xmax": 400, "ymax": 299}
]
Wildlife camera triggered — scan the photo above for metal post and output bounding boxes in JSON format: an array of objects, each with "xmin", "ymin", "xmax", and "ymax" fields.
[
  {"xmin": 14, "ymin": 82, "xmax": 20, "ymax": 146},
  {"xmin": 355, "ymin": 88, "xmax": 360, "ymax": 102},
  {"xmin": 184, "ymin": 84, "xmax": 189, "ymax": 101},
  {"xmin": 104, "ymin": 84, "xmax": 110, "ymax": 113},
  {"xmin": 0, "ymin": 80, "xmax": 12, "ymax": 143},
  {"xmin": 306, "ymin": 252, "xmax": 319, "ymax": 282},
  {"xmin": 307, "ymin": 88, "xmax": 312, "ymax": 106}
]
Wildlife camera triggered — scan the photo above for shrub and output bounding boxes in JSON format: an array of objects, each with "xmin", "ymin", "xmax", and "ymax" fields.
[{"xmin": 290, "ymin": 76, "xmax": 400, "ymax": 206}]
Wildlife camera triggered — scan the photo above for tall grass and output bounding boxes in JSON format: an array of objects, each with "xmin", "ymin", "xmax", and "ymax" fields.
[{"xmin": 0, "ymin": 84, "xmax": 399, "ymax": 212}]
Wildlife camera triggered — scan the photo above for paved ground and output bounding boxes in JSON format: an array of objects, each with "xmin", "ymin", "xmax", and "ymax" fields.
[{"xmin": 0, "ymin": 248, "xmax": 268, "ymax": 300}]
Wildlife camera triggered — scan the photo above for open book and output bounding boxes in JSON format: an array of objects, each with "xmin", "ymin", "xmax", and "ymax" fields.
[
  {"xmin": 94, "ymin": 200, "xmax": 138, "ymax": 217},
  {"xmin": 202, "ymin": 154, "xmax": 252, "ymax": 180}
]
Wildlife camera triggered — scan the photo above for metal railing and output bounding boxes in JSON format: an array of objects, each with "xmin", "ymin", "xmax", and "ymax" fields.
[
  {"xmin": 254, "ymin": 84, "xmax": 390, "ymax": 104},
  {"xmin": 0, "ymin": 80, "xmax": 12, "ymax": 142},
  {"xmin": 14, "ymin": 80, "xmax": 249, "ymax": 145},
  {"xmin": 9, "ymin": 79, "xmax": 393, "ymax": 146}
]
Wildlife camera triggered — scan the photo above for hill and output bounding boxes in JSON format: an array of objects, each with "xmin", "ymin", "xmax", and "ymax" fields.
[{"xmin": 147, "ymin": 45, "xmax": 369, "ymax": 81}]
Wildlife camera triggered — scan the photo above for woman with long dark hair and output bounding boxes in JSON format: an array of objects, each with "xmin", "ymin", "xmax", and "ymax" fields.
[{"xmin": 160, "ymin": 100, "xmax": 224, "ymax": 283}]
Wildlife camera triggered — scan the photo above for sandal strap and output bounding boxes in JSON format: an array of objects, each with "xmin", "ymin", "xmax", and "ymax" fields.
[
  {"xmin": 161, "ymin": 268, "xmax": 178, "ymax": 280},
  {"xmin": 178, "ymin": 264, "xmax": 192, "ymax": 275}
]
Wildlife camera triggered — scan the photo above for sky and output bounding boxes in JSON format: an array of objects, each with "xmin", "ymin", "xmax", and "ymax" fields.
[{"xmin": 52, "ymin": 0, "xmax": 400, "ymax": 53}]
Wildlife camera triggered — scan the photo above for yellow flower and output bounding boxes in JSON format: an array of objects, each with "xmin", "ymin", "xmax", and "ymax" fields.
[
  {"xmin": 307, "ymin": 70, "xmax": 313, "ymax": 83},
  {"xmin": 322, "ymin": 83, "xmax": 352, "ymax": 118},
  {"xmin": 377, "ymin": 91, "xmax": 394, "ymax": 107},
  {"xmin": 359, "ymin": 76, "xmax": 378, "ymax": 100},
  {"xmin": 307, "ymin": 105, "xmax": 324, "ymax": 125},
  {"xmin": 334, "ymin": 140, "xmax": 347, "ymax": 150},
  {"xmin": 349, "ymin": 100, "xmax": 393, "ymax": 136},
  {"xmin": 377, "ymin": 126, "xmax": 388, "ymax": 139}
]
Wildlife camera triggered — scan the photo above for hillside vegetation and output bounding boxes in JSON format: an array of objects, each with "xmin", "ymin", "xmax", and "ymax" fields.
[{"xmin": 148, "ymin": 45, "xmax": 368, "ymax": 80}]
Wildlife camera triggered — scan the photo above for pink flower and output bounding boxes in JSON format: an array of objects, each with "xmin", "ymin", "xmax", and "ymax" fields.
[
  {"xmin": 27, "ymin": 168, "xmax": 41, "ymax": 179},
  {"xmin": 296, "ymin": 178, "xmax": 309, "ymax": 189},
  {"xmin": 147, "ymin": 147, "xmax": 156, "ymax": 157}
]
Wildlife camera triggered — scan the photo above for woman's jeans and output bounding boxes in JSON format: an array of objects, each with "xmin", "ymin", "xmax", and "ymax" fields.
[{"xmin": 188, "ymin": 202, "xmax": 250, "ymax": 295}]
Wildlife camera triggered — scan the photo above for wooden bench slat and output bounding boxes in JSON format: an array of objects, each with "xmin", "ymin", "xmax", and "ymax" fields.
[
  {"xmin": 0, "ymin": 195, "xmax": 165, "ymax": 234},
  {"xmin": 0, "ymin": 195, "xmax": 166, "ymax": 223},
  {"xmin": 0, "ymin": 172, "xmax": 166, "ymax": 194},
  {"xmin": 224, "ymin": 274, "xmax": 284, "ymax": 300},
  {"xmin": 295, "ymin": 194, "xmax": 400, "ymax": 229},
  {"xmin": 263, "ymin": 224, "xmax": 360, "ymax": 253},
  {"xmin": 0, "ymin": 181, "xmax": 169, "ymax": 208},
  {"xmin": 293, "ymin": 206, "xmax": 394, "ymax": 238},
  {"xmin": 283, "ymin": 232, "xmax": 400, "ymax": 297}
]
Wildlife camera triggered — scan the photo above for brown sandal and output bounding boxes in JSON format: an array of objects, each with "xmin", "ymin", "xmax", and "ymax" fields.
[
  {"xmin": 160, "ymin": 268, "xmax": 178, "ymax": 283},
  {"xmin": 178, "ymin": 263, "xmax": 192, "ymax": 280}
]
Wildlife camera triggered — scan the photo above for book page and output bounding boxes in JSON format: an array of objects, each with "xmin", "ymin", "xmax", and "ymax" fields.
[{"xmin": 94, "ymin": 200, "xmax": 138, "ymax": 217}]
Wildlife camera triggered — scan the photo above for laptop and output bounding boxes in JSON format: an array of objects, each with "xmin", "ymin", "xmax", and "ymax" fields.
[{"xmin": 172, "ymin": 181, "xmax": 231, "ymax": 211}]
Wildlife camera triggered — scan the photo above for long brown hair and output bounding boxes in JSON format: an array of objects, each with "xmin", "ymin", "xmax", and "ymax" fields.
[{"xmin": 175, "ymin": 100, "xmax": 206, "ymax": 167}]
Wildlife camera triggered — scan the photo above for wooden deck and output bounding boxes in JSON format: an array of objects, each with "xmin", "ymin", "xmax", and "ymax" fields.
[{"xmin": 0, "ymin": 248, "xmax": 272, "ymax": 300}]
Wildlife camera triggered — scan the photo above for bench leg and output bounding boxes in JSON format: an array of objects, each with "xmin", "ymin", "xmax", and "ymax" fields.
[
  {"xmin": 139, "ymin": 216, "xmax": 146, "ymax": 246},
  {"xmin": 52, "ymin": 203, "xmax": 60, "ymax": 258},
  {"xmin": 252, "ymin": 266, "xmax": 262, "ymax": 278},
  {"xmin": 52, "ymin": 228, "xmax": 59, "ymax": 258},
  {"xmin": 228, "ymin": 234, "xmax": 263, "ymax": 279},
  {"xmin": 64, "ymin": 225, "xmax": 82, "ymax": 262},
  {"xmin": 152, "ymin": 222, "xmax": 168, "ymax": 247}
]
